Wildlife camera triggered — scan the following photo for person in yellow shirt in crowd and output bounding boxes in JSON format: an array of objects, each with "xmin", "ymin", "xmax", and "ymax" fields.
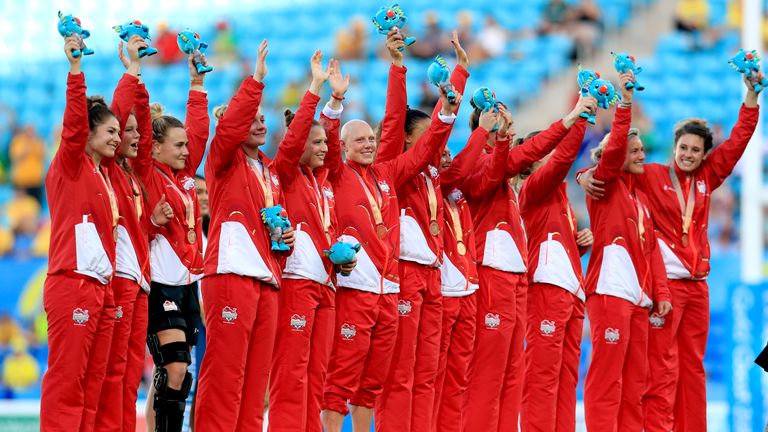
[{"xmin": 9, "ymin": 125, "xmax": 46, "ymax": 204}]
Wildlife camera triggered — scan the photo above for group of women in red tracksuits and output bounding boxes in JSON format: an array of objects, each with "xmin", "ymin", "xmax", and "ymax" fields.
[{"xmin": 42, "ymin": 24, "xmax": 760, "ymax": 432}]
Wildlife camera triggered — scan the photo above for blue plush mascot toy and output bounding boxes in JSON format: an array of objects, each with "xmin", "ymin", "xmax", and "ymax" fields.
[
  {"xmin": 611, "ymin": 52, "xmax": 644, "ymax": 91},
  {"xmin": 113, "ymin": 20, "xmax": 158, "ymax": 58},
  {"xmin": 580, "ymin": 78, "xmax": 620, "ymax": 125},
  {"xmin": 372, "ymin": 4, "xmax": 416, "ymax": 51},
  {"xmin": 427, "ymin": 56, "xmax": 457, "ymax": 104},
  {"xmin": 57, "ymin": 11, "xmax": 94, "ymax": 58},
  {"xmin": 178, "ymin": 30, "xmax": 214, "ymax": 75},
  {"xmin": 261, "ymin": 205, "xmax": 292, "ymax": 251},
  {"xmin": 324, "ymin": 242, "xmax": 362, "ymax": 276},
  {"xmin": 729, "ymin": 49, "xmax": 768, "ymax": 93}
]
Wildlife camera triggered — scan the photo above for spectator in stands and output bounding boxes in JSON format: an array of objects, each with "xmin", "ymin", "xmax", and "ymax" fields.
[
  {"xmin": 9, "ymin": 125, "xmax": 46, "ymax": 204},
  {"xmin": 708, "ymin": 184, "xmax": 738, "ymax": 253},
  {"xmin": 2, "ymin": 337, "xmax": 40, "ymax": 394},
  {"xmin": 540, "ymin": 0, "xmax": 571, "ymax": 34},
  {"xmin": 568, "ymin": 0, "xmax": 603, "ymax": 60},
  {"xmin": 473, "ymin": 16, "xmax": 507, "ymax": 62},
  {"xmin": 0, "ymin": 313, "xmax": 22, "ymax": 348},
  {"xmin": 0, "ymin": 227, "xmax": 12, "ymax": 256},
  {"xmin": 674, "ymin": 0, "xmax": 709, "ymax": 33},
  {"xmin": 411, "ymin": 11, "xmax": 452, "ymax": 59},
  {"xmin": 154, "ymin": 22, "xmax": 184, "ymax": 65},
  {"xmin": 335, "ymin": 17, "xmax": 367, "ymax": 60},
  {"xmin": 212, "ymin": 20, "xmax": 239, "ymax": 66},
  {"xmin": 7, "ymin": 190, "xmax": 39, "ymax": 236}
]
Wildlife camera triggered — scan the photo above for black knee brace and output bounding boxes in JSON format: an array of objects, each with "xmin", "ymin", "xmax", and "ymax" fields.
[
  {"xmin": 147, "ymin": 336, "xmax": 192, "ymax": 366},
  {"xmin": 153, "ymin": 366, "xmax": 193, "ymax": 432}
]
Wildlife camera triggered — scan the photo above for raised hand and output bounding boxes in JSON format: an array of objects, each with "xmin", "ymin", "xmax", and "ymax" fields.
[
  {"xmin": 309, "ymin": 50, "xmax": 329, "ymax": 96},
  {"xmin": 564, "ymin": 94, "xmax": 598, "ymax": 128},
  {"xmin": 497, "ymin": 104, "xmax": 515, "ymax": 137},
  {"xmin": 439, "ymin": 86, "xmax": 462, "ymax": 117},
  {"xmin": 64, "ymin": 36, "xmax": 82, "ymax": 72},
  {"xmin": 253, "ymin": 39, "xmax": 269, "ymax": 83},
  {"xmin": 618, "ymin": 71, "xmax": 635, "ymax": 103},
  {"xmin": 386, "ymin": 27, "xmax": 405, "ymax": 66},
  {"xmin": 328, "ymin": 59, "xmax": 350, "ymax": 98},
  {"xmin": 451, "ymin": 30, "xmax": 469, "ymax": 69},
  {"xmin": 478, "ymin": 109, "xmax": 499, "ymax": 132}
]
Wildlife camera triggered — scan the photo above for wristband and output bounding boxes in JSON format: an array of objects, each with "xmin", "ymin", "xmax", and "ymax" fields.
[{"xmin": 332, "ymin": 93, "xmax": 345, "ymax": 101}]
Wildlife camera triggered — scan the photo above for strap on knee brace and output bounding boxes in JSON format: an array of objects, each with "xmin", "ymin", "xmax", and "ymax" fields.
[{"xmin": 148, "ymin": 339, "xmax": 191, "ymax": 366}]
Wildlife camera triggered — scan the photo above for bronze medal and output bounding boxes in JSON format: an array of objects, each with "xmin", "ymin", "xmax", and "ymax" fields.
[
  {"xmin": 457, "ymin": 241, "xmax": 466, "ymax": 256},
  {"xmin": 188, "ymin": 230, "xmax": 197, "ymax": 244},
  {"xmin": 681, "ymin": 233, "xmax": 688, "ymax": 248},
  {"xmin": 429, "ymin": 220, "xmax": 439, "ymax": 236},
  {"xmin": 376, "ymin": 224, "xmax": 387, "ymax": 239}
]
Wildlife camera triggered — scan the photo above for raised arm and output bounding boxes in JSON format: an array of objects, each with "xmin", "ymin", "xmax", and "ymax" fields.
[
  {"xmin": 519, "ymin": 98, "xmax": 594, "ymax": 207},
  {"xmin": 54, "ymin": 36, "xmax": 89, "ymax": 178},
  {"xmin": 110, "ymin": 36, "xmax": 145, "ymax": 131},
  {"xmin": 185, "ymin": 54, "xmax": 211, "ymax": 175},
  {"xmin": 207, "ymin": 40, "xmax": 267, "ymax": 176},
  {"xmin": 461, "ymin": 133, "xmax": 512, "ymax": 199},
  {"xmin": 701, "ymin": 74, "xmax": 760, "ymax": 189},
  {"xmin": 440, "ymin": 109, "xmax": 496, "ymax": 193},
  {"xmin": 321, "ymin": 58, "xmax": 350, "ymax": 183},
  {"xmin": 273, "ymin": 50, "xmax": 327, "ymax": 183},
  {"xmin": 592, "ymin": 72, "xmax": 635, "ymax": 184},
  {"xmin": 388, "ymin": 89, "xmax": 460, "ymax": 188},
  {"xmin": 375, "ymin": 29, "xmax": 409, "ymax": 164},
  {"xmin": 132, "ymin": 82, "xmax": 153, "ymax": 184},
  {"xmin": 431, "ymin": 30, "xmax": 470, "ymax": 119}
]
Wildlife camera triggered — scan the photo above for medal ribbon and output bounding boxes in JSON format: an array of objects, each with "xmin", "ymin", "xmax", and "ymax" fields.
[
  {"xmin": 422, "ymin": 171, "xmax": 438, "ymax": 231},
  {"xmin": 352, "ymin": 168, "xmax": 384, "ymax": 227},
  {"xmin": 249, "ymin": 158, "xmax": 275, "ymax": 208},
  {"xmin": 668, "ymin": 165, "xmax": 695, "ymax": 245},
  {"xmin": 155, "ymin": 167, "xmax": 194, "ymax": 235}
]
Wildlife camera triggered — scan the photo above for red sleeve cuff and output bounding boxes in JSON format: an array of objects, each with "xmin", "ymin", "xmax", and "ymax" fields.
[{"xmin": 454, "ymin": 64, "xmax": 470, "ymax": 78}]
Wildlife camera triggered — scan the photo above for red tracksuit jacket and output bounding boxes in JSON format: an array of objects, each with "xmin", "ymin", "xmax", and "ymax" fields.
[
  {"xmin": 519, "ymin": 119, "xmax": 588, "ymax": 300},
  {"xmin": 108, "ymin": 73, "xmax": 151, "ymax": 291},
  {"xmin": 634, "ymin": 104, "xmax": 759, "ymax": 280},
  {"xmin": 328, "ymin": 93, "xmax": 455, "ymax": 294},
  {"xmin": 203, "ymin": 77, "xmax": 284, "ymax": 286},
  {"xmin": 46, "ymin": 73, "xmax": 117, "ymax": 284},
  {"xmin": 439, "ymin": 127, "xmax": 488, "ymax": 296},
  {"xmin": 463, "ymin": 120, "xmax": 571, "ymax": 274},
  {"xmin": 583, "ymin": 106, "xmax": 670, "ymax": 306},
  {"xmin": 272, "ymin": 92, "xmax": 341, "ymax": 287},
  {"xmin": 133, "ymin": 88, "xmax": 209, "ymax": 286},
  {"xmin": 376, "ymin": 64, "xmax": 470, "ymax": 268}
]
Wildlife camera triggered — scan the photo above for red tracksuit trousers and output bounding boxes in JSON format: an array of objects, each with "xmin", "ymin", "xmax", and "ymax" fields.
[
  {"xmin": 584, "ymin": 294, "xmax": 649, "ymax": 432},
  {"xmin": 463, "ymin": 268, "xmax": 527, "ymax": 432},
  {"xmin": 433, "ymin": 294, "xmax": 477, "ymax": 432},
  {"xmin": 269, "ymin": 278, "xmax": 335, "ymax": 432},
  {"xmin": 377, "ymin": 262, "xmax": 442, "ymax": 432},
  {"xmin": 521, "ymin": 283, "xmax": 584, "ymax": 432},
  {"xmin": 323, "ymin": 288, "xmax": 398, "ymax": 415},
  {"xmin": 123, "ymin": 289, "xmax": 148, "ymax": 432},
  {"xmin": 94, "ymin": 277, "xmax": 145, "ymax": 432},
  {"xmin": 195, "ymin": 274, "xmax": 278, "ymax": 432},
  {"xmin": 40, "ymin": 274, "xmax": 114, "ymax": 432},
  {"xmin": 643, "ymin": 279, "xmax": 709, "ymax": 432}
]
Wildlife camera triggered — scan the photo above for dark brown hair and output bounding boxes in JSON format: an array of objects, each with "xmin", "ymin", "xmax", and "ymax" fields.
[
  {"xmin": 674, "ymin": 119, "xmax": 713, "ymax": 152},
  {"xmin": 284, "ymin": 109, "xmax": 320, "ymax": 128},
  {"xmin": 86, "ymin": 96, "xmax": 116, "ymax": 132}
]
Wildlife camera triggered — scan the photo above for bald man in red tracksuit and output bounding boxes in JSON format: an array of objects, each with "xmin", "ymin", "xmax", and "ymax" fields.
[
  {"xmin": 431, "ymin": 125, "xmax": 488, "ymax": 432},
  {"xmin": 463, "ymin": 112, "xmax": 580, "ymax": 432},
  {"xmin": 518, "ymin": 116, "xmax": 589, "ymax": 432},
  {"xmin": 639, "ymin": 99, "xmax": 759, "ymax": 431},
  {"xmin": 582, "ymin": 103, "xmax": 671, "ymax": 432},
  {"xmin": 375, "ymin": 63, "xmax": 468, "ymax": 432},
  {"xmin": 322, "ymin": 64, "xmax": 457, "ymax": 429}
]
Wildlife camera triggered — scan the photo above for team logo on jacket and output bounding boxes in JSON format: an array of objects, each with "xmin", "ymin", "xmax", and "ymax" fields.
[
  {"xmin": 649, "ymin": 314, "xmax": 665, "ymax": 328},
  {"xmin": 696, "ymin": 180, "xmax": 706, "ymax": 194},
  {"xmin": 271, "ymin": 174, "xmax": 281, "ymax": 187},
  {"xmin": 540, "ymin": 320, "xmax": 556, "ymax": 336},
  {"xmin": 604, "ymin": 328, "xmax": 620, "ymax": 344},
  {"xmin": 72, "ymin": 308, "xmax": 90, "ymax": 326},
  {"xmin": 181, "ymin": 176, "xmax": 195, "ymax": 191},
  {"xmin": 428, "ymin": 165, "xmax": 439, "ymax": 178},
  {"xmin": 450, "ymin": 189, "xmax": 463, "ymax": 202},
  {"xmin": 115, "ymin": 306, "xmax": 123, "ymax": 321},
  {"xmin": 485, "ymin": 313, "xmax": 501, "ymax": 330},
  {"xmin": 290, "ymin": 314, "xmax": 307, "ymax": 331},
  {"xmin": 378, "ymin": 180, "xmax": 391, "ymax": 194},
  {"xmin": 398, "ymin": 300, "xmax": 412, "ymax": 317},
  {"xmin": 222, "ymin": 306, "xmax": 238, "ymax": 323},
  {"xmin": 340, "ymin": 323, "xmax": 357, "ymax": 340},
  {"xmin": 323, "ymin": 186, "xmax": 334, "ymax": 200},
  {"xmin": 163, "ymin": 300, "xmax": 179, "ymax": 312}
]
